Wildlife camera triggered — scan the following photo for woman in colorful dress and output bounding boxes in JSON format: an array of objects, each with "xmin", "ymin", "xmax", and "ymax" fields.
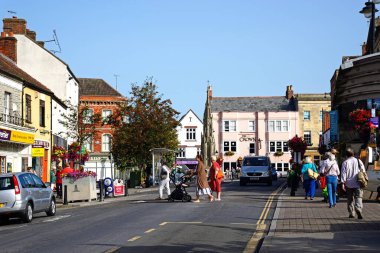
[
  {"xmin": 209, "ymin": 155, "xmax": 223, "ymax": 201},
  {"xmin": 193, "ymin": 154, "xmax": 214, "ymax": 203}
]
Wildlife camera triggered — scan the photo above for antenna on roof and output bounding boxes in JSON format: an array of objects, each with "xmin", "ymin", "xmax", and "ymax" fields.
[
  {"xmin": 7, "ymin": 10, "xmax": 17, "ymax": 16},
  {"xmin": 114, "ymin": 74, "xmax": 119, "ymax": 91},
  {"xmin": 45, "ymin": 29, "xmax": 62, "ymax": 54}
]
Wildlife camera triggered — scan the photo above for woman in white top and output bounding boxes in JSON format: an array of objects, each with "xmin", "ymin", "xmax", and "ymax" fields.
[{"xmin": 321, "ymin": 153, "xmax": 340, "ymax": 208}]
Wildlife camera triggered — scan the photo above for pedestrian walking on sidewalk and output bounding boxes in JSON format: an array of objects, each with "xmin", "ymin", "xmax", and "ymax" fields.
[
  {"xmin": 341, "ymin": 148, "xmax": 365, "ymax": 219},
  {"xmin": 56, "ymin": 166, "xmax": 63, "ymax": 198},
  {"xmin": 192, "ymin": 154, "xmax": 214, "ymax": 203},
  {"xmin": 321, "ymin": 153, "xmax": 340, "ymax": 208},
  {"xmin": 209, "ymin": 156, "xmax": 223, "ymax": 201},
  {"xmin": 301, "ymin": 156, "xmax": 318, "ymax": 200},
  {"xmin": 156, "ymin": 161, "xmax": 171, "ymax": 200}
]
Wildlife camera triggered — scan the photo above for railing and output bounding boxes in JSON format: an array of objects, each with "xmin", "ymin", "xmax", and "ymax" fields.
[{"xmin": 0, "ymin": 113, "xmax": 32, "ymax": 129}]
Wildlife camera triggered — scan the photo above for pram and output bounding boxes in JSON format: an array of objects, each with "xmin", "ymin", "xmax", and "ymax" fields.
[{"xmin": 168, "ymin": 166, "xmax": 193, "ymax": 202}]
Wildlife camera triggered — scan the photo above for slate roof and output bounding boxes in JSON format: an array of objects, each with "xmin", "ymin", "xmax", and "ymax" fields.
[
  {"xmin": 78, "ymin": 78, "xmax": 123, "ymax": 97},
  {"xmin": 211, "ymin": 96, "xmax": 296, "ymax": 112},
  {"xmin": 0, "ymin": 53, "xmax": 53, "ymax": 94}
]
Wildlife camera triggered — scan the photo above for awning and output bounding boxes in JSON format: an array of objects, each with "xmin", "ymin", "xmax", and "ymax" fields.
[{"xmin": 0, "ymin": 127, "xmax": 34, "ymax": 145}]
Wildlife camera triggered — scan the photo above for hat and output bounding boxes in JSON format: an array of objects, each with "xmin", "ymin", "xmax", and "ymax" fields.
[
  {"xmin": 330, "ymin": 148, "xmax": 339, "ymax": 154},
  {"xmin": 346, "ymin": 148, "xmax": 355, "ymax": 156}
]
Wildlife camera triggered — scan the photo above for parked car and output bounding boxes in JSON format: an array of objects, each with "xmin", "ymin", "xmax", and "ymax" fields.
[
  {"xmin": 0, "ymin": 172, "xmax": 56, "ymax": 223},
  {"xmin": 240, "ymin": 156, "xmax": 273, "ymax": 186}
]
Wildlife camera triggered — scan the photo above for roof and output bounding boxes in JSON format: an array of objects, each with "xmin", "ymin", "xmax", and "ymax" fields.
[
  {"xmin": 179, "ymin": 109, "xmax": 203, "ymax": 124},
  {"xmin": 295, "ymin": 94, "xmax": 331, "ymax": 101},
  {"xmin": 0, "ymin": 53, "xmax": 53, "ymax": 95},
  {"xmin": 78, "ymin": 78, "xmax": 124, "ymax": 97},
  {"xmin": 211, "ymin": 96, "xmax": 296, "ymax": 112}
]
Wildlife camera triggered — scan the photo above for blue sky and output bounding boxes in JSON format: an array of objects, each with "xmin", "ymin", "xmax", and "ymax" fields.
[{"xmin": 2, "ymin": 1, "xmax": 371, "ymax": 118}]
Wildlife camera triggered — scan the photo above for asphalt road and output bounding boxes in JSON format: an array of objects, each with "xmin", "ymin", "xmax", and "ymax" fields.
[{"xmin": 0, "ymin": 178, "xmax": 286, "ymax": 253}]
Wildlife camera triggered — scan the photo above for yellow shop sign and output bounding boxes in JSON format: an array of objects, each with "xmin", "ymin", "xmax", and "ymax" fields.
[
  {"xmin": 32, "ymin": 147, "xmax": 44, "ymax": 157},
  {"xmin": 10, "ymin": 130, "xmax": 35, "ymax": 144}
]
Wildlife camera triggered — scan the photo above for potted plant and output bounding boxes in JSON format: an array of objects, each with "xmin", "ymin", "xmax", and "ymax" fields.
[
  {"xmin": 274, "ymin": 151, "xmax": 284, "ymax": 157},
  {"xmin": 224, "ymin": 151, "xmax": 235, "ymax": 156},
  {"xmin": 349, "ymin": 109, "xmax": 374, "ymax": 139},
  {"xmin": 62, "ymin": 170, "xmax": 97, "ymax": 202}
]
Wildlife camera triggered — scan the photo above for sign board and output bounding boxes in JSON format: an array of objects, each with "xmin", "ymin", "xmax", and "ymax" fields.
[
  {"xmin": 370, "ymin": 117, "xmax": 379, "ymax": 128},
  {"xmin": 330, "ymin": 110, "xmax": 339, "ymax": 143},
  {"xmin": 32, "ymin": 147, "xmax": 44, "ymax": 157},
  {"xmin": 11, "ymin": 131, "xmax": 34, "ymax": 144},
  {"xmin": 113, "ymin": 179, "xmax": 125, "ymax": 197}
]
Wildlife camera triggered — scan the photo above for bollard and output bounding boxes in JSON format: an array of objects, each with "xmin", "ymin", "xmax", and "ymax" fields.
[
  {"xmin": 99, "ymin": 179, "xmax": 104, "ymax": 202},
  {"xmin": 63, "ymin": 185, "xmax": 68, "ymax": 205},
  {"xmin": 124, "ymin": 180, "xmax": 128, "ymax": 196}
]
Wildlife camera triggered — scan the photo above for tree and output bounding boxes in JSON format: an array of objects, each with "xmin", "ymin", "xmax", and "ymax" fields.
[
  {"xmin": 112, "ymin": 78, "xmax": 180, "ymax": 171},
  {"xmin": 58, "ymin": 102, "xmax": 101, "ymax": 166}
]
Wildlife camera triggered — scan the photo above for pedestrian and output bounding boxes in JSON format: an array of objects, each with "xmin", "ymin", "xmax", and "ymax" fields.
[
  {"xmin": 50, "ymin": 168, "xmax": 57, "ymax": 191},
  {"xmin": 62, "ymin": 162, "xmax": 74, "ymax": 174},
  {"xmin": 209, "ymin": 156, "xmax": 223, "ymax": 201},
  {"xmin": 27, "ymin": 166, "xmax": 37, "ymax": 176},
  {"xmin": 156, "ymin": 161, "xmax": 171, "ymax": 200},
  {"xmin": 192, "ymin": 154, "xmax": 214, "ymax": 203},
  {"xmin": 321, "ymin": 153, "xmax": 340, "ymax": 208},
  {"xmin": 301, "ymin": 156, "xmax": 318, "ymax": 200},
  {"xmin": 341, "ymin": 148, "xmax": 365, "ymax": 219},
  {"xmin": 56, "ymin": 166, "xmax": 63, "ymax": 198},
  {"xmin": 319, "ymin": 152, "xmax": 330, "ymax": 202}
]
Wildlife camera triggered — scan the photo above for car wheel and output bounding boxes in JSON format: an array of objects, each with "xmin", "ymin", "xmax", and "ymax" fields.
[
  {"xmin": 22, "ymin": 202, "xmax": 33, "ymax": 223},
  {"xmin": 46, "ymin": 198, "xmax": 56, "ymax": 216}
]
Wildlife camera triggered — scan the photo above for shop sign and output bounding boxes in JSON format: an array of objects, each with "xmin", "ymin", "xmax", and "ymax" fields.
[
  {"xmin": 32, "ymin": 147, "xmax": 44, "ymax": 157},
  {"xmin": 33, "ymin": 140, "xmax": 49, "ymax": 148},
  {"xmin": 10, "ymin": 130, "xmax": 34, "ymax": 144},
  {"xmin": 0, "ymin": 129, "xmax": 11, "ymax": 141}
]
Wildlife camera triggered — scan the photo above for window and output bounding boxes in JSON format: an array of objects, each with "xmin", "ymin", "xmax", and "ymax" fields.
[
  {"xmin": 276, "ymin": 163, "xmax": 283, "ymax": 172},
  {"xmin": 197, "ymin": 147, "xmax": 201, "ymax": 155},
  {"xmin": 249, "ymin": 143, "xmax": 255, "ymax": 154},
  {"xmin": 269, "ymin": 141, "xmax": 289, "ymax": 153},
  {"xmin": 304, "ymin": 131, "xmax": 312, "ymax": 145},
  {"xmin": 84, "ymin": 136, "xmax": 93, "ymax": 152},
  {"xmin": 39, "ymin": 100, "xmax": 45, "ymax": 127},
  {"xmin": 304, "ymin": 111, "xmax": 310, "ymax": 120},
  {"xmin": 26, "ymin": 94, "xmax": 31, "ymax": 123},
  {"xmin": 273, "ymin": 163, "xmax": 290, "ymax": 173},
  {"xmin": 31, "ymin": 174, "xmax": 45, "ymax": 188},
  {"xmin": 83, "ymin": 109, "xmax": 94, "ymax": 124},
  {"xmin": 4, "ymin": 92, "xmax": 10, "ymax": 121},
  {"xmin": 284, "ymin": 163, "xmax": 289, "ymax": 172},
  {"xmin": 223, "ymin": 120, "xmax": 236, "ymax": 132},
  {"xmin": 186, "ymin": 128, "xmax": 196, "ymax": 140},
  {"xmin": 248, "ymin": 121, "xmax": 255, "ymax": 132},
  {"xmin": 102, "ymin": 134, "xmax": 112, "ymax": 152},
  {"xmin": 22, "ymin": 157, "xmax": 28, "ymax": 172},
  {"xmin": 102, "ymin": 110, "xmax": 112, "ymax": 123},
  {"xmin": 223, "ymin": 141, "xmax": 237, "ymax": 152},
  {"xmin": 176, "ymin": 148, "xmax": 185, "ymax": 158},
  {"xmin": 267, "ymin": 120, "xmax": 290, "ymax": 132}
]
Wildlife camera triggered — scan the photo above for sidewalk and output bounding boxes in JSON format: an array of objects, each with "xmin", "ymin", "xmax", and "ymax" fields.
[
  {"xmin": 260, "ymin": 186, "xmax": 380, "ymax": 252},
  {"xmin": 56, "ymin": 186, "xmax": 158, "ymax": 209}
]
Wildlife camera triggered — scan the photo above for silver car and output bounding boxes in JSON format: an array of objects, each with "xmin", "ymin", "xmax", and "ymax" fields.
[{"xmin": 0, "ymin": 172, "xmax": 56, "ymax": 223}]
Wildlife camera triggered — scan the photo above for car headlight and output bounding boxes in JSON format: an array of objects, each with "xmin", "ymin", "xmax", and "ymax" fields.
[
  {"xmin": 241, "ymin": 171, "xmax": 247, "ymax": 177},
  {"xmin": 262, "ymin": 171, "xmax": 269, "ymax": 176}
]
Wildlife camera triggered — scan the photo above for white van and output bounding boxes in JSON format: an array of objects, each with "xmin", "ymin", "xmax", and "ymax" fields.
[{"xmin": 240, "ymin": 156, "xmax": 272, "ymax": 186}]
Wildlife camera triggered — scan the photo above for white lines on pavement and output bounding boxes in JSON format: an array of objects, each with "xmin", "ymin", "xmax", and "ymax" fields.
[
  {"xmin": 160, "ymin": 222, "xmax": 168, "ymax": 226},
  {"xmin": 43, "ymin": 215, "xmax": 71, "ymax": 222},
  {"xmin": 133, "ymin": 200, "xmax": 147, "ymax": 203},
  {"xmin": 230, "ymin": 223, "xmax": 257, "ymax": 226},
  {"xmin": 144, "ymin": 228, "xmax": 156, "ymax": 233},
  {"xmin": 128, "ymin": 236, "xmax": 141, "ymax": 242}
]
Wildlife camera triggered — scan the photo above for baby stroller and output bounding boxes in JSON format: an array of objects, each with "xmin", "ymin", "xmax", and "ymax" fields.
[{"xmin": 168, "ymin": 165, "xmax": 192, "ymax": 202}]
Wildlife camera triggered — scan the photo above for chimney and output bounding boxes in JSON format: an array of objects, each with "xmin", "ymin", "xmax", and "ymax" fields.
[
  {"xmin": 26, "ymin": 29, "xmax": 36, "ymax": 41},
  {"xmin": 285, "ymin": 85, "xmax": 294, "ymax": 100},
  {"xmin": 207, "ymin": 85, "xmax": 212, "ymax": 99},
  {"xmin": 0, "ymin": 35, "xmax": 17, "ymax": 62},
  {"xmin": 36, "ymin": 41, "xmax": 45, "ymax": 47},
  {"xmin": 362, "ymin": 42, "xmax": 367, "ymax": 56},
  {"xmin": 3, "ymin": 17, "xmax": 27, "ymax": 35}
]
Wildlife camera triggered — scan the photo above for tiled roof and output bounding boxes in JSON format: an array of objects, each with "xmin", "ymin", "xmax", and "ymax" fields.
[
  {"xmin": 0, "ymin": 53, "xmax": 53, "ymax": 94},
  {"xmin": 78, "ymin": 78, "xmax": 123, "ymax": 97},
  {"xmin": 211, "ymin": 96, "xmax": 296, "ymax": 112}
]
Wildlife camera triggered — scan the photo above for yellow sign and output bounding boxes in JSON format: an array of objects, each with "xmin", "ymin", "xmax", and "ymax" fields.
[
  {"xmin": 32, "ymin": 148, "xmax": 44, "ymax": 157},
  {"xmin": 10, "ymin": 131, "xmax": 35, "ymax": 144}
]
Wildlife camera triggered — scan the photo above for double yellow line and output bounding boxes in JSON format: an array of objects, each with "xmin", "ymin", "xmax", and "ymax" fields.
[{"xmin": 257, "ymin": 181, "xmax": 286, "ymax": 225}]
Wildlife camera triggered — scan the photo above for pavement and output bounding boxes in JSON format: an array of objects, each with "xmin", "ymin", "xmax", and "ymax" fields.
[{"xmin": 260, "ymin": 185, "xmax": 380, "ymax": 253}]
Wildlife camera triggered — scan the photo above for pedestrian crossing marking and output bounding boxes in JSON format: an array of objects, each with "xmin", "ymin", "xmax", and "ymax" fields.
[
  {"xmin": 128, "ymin": 236, "xmax": 141, "ymax": 242},
  {"xmin": 144, "ymin": 228, "xmax": 156, "ymax": 233}
]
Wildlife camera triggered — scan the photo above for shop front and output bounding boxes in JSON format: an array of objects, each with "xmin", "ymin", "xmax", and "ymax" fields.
[
  {"xmin": 0, "ymin": 127, "xmax": 35, "ymax": 174},
  {"xmin": 32, "ymin": 140, "xmax": 50, "ymax": 182}
]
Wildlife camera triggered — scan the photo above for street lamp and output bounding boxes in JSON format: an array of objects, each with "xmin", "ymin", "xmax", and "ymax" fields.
[{"xmin": 360, "ymin": 0, "xmax": 380, "ymax": 54}]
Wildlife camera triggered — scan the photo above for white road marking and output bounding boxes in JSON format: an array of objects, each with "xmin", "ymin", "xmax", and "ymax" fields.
[
  {"xmin": 128, "ymin": 236, "xmax": 141, "ymax": 242},
  {"xmin": 144, "ymin": 228, "xmax": 156, "ymax": 233},
  {"xmin": 43, "ymin": 215, "xmax": 71, "ymax": 222}
]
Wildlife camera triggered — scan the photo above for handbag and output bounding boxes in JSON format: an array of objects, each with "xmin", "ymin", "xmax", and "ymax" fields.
[
  {"xmin": 307, "ymin": 168, "xmax": 319, "ymax": 180},
  {"xmin": 217, "ymin": 169, "xmax": 225, "ymax": 180},
  {"xmin": 356, "ymin": 159, "xmax": 368, "ymax": 188}
]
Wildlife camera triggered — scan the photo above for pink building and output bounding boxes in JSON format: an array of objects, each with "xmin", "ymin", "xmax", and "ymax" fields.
[{"xmin": 203, "ymin": 86, "xmax": 299, "ymax": 176}]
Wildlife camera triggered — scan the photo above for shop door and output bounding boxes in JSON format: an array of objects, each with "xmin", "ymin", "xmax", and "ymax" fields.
[
  {"xmin": 0, "ymin": 156, "xmax": 5, "ymax": 174},
  {"xmin": 42, "ymin": 149, "xmax": 48, "ymax": 182}
]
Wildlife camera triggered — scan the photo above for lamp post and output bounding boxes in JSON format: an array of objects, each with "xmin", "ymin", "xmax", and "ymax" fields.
[{"xmin": 360, "ymin": 0, "xmax": 380, "ymax": 54}]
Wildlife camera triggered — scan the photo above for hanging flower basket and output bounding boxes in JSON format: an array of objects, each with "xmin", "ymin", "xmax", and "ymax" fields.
[
  {"xmin": 224, "ymin": 151, "xmax": 235, "ymax": 156},
  {"xmin": 349, "ymin": 109, "xmax": 374, "ymax": 138},
  {"xmin": 274, "ymin": 151, "xmax": 284, "ymax": 157},
  {"xmin": 68, "ymin": 142, "xmax": 89, "ymax": 164},
  {"xmin": 288, "ymin": 136, "xmax": 307, "ymax": 153},
  {"xmin": 52, "ymin": 145, "xmax": 68, "ymax": 162}
]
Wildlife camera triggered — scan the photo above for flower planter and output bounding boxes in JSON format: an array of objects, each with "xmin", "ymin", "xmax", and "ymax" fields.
[{"xmin": 62, "ymin": 176, "xmax": 97, "ymax": 202}]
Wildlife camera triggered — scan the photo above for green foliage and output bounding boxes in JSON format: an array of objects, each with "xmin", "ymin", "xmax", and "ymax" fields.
[{"xmin": 112, "ymin": 78, "xmax": 180, "ymax": 170}]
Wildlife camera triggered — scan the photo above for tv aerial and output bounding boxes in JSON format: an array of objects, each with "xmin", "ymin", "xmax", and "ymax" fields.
[
  {"xmin": 7, "ymin": 10, "xmax": 17, "ymax": 16},
  {"xmin": 44, "ymin": 29, "xmax": 62, "ymax": 54}
]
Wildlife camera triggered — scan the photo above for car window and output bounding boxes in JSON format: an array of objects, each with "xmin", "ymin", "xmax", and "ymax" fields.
[
  {"xmin": 31, "ymin": 174, "xmax": 45, "ymax": 188},
  {"xmin": 19, "ymin": 174, "xmax": 36, "ymax": 188},
  {"xmin": 0, "ymin": 177, "xmax": 14, "ymax": 190},
  {"xmin": 243, "ymin": 157, "xmax": 269, "ymax": 166}
]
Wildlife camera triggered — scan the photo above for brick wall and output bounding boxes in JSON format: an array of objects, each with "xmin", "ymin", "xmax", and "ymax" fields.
[{"xmin": 0, "ymin": 36, "xmax": 17, "ymax": 62}]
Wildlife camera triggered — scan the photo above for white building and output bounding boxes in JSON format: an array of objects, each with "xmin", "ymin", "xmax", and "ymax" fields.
[
  {"xmin": 176, "ymin": 109, "xmax": 203, "ymax": 169},
  {"xmin": 3, "ymin": 17, "xmax": 79, "ymax": 148}
]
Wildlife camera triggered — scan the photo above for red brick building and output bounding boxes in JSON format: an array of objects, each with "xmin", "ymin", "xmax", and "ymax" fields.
[{"xmin": 78, "ymin": 78, "xmax": 126, "ymax": 179}]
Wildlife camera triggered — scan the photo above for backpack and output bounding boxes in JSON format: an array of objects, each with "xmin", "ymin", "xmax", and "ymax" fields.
[{"xmin": 356, "ymin": 159, "xmax": 368, "ymax": 188}]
